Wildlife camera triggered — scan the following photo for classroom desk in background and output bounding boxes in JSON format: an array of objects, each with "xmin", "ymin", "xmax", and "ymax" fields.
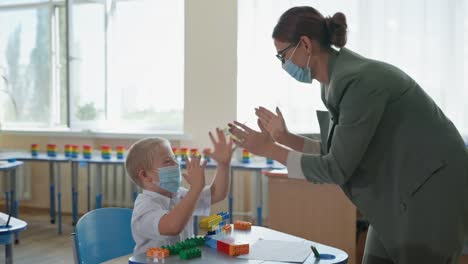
[
  {"xmin": 0, "ymin": 152, "xmax": 68, "ymax": 235},
  {"xmin": 0, "ymin": 212, "xmax": 27, "ymax": 264},
  {"xmin": 0, "ymin": 161, "xmax": 24, "ymax": 243},
  {"xmin": 263, "ymin": 169, "xmax": 357, "ymax": 264}
]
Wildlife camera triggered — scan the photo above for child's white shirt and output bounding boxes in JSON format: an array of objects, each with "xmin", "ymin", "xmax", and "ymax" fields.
[{"xmin": 131, "ymin": 186, "xmax": 211, "ymax": 255}]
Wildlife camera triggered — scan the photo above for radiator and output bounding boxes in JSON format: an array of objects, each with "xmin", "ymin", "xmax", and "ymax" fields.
[{"xmin": 96, "ymin": 163, "xmax": 137, "ymax": 208}]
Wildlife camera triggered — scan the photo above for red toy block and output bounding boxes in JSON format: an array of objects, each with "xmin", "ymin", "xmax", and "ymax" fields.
[{"xmin": 217, "ymin": 240, "xmax": 230, "ymax": 255}]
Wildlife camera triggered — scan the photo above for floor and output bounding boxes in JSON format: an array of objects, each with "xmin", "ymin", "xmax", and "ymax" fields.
[{"xmin": 1, "ymin": 212, "xmax": 74, "ymax": 264}]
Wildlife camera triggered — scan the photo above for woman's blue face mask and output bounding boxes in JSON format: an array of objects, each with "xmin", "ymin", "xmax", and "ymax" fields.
[{"xmin": 281, "ymin": 42, "xmax": 313, "ymax": 84}]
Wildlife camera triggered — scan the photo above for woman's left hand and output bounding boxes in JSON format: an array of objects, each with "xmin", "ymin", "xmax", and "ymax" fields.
[{"xmin": 228, "ymin": 120, "xmax": 275, "ymax": 157}]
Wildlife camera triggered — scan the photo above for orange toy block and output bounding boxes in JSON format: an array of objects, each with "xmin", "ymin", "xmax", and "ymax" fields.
[
  {"xmin": 146, "ymin": 247, "xmax": 169, "ymax": 259},
  {"xmin": 228, "ymin": 242, "xmax": 249, "ymax": 256},
  {"xmin": 222, "ymin": 224, "xmax": 232, "ymax": 233},
  {"xmin": 234, "ymin": 220, "xmax": 252, "ymax": 230}
]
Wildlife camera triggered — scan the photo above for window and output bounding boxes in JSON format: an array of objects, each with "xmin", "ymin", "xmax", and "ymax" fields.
[
  {"xmin": 0, "ymin": 0, "xmax": 184, "ymax": 133},
  {"xmin": 238, "ymin": 0, "xmax": 468, "ymax": 135},
  {"xmin": 71, "ymin": 0, "xmax": 184, "ymax": 132},
  {"xmin": 0, "ymin": 2, "xmax": 64, "ymax": 128}
]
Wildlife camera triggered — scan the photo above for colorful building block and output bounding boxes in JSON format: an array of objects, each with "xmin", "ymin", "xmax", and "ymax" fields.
[
  {"xmin": 101, "ymin": 144, "xmax": 112, "ymax": 159},
  {"xmin": 64, "ymin": 144, "xmax": 72, "ymax": 157},
  {"xmin": 217, "ymin": 240, "xmax": 230, "ymax": 255},
  {"xmin": 203, "ymin": 148, "xmax": 211, "ymax": 162},
  {"xmin": 199, "ymin": 214, "xmax": 223, "ymax": 232},
  {"xmin": 162, "ymin": 244, "xmax": 182, "ymax": 255},
  {"xmin": 161, "ymin": 237, "xmax": 205, "ymax": 255},
  {"xmin": 31, "ymin": 144, "xmax": 39, "ymax": 157},
  {"xmin": 116, "ymin": 145, "xmax": 125, "ymax": 159},
  {"xmin": 234, "ymin": 220, "xmax": 252, "ymax": 230},
  {"xmin": 217, "ymin": 211, "xmax": 230, "ymax": 221},
  {"xmin": 228, "ymin": 241, "xmax": 249, "ymax": 256},
  {"xmin": 83, "ymin": 144, "xmax": 92, "ymax": 159},
  {"xmin": 179, "ymin": 248, "xmax": 201, "ymax": 260},
  {"xmin": 222, "ymin": 127, "xmax": 241, "ymax": 141},
  {"xmin": 242, "ymin": 149, "xmax": 251, "ymax": 164},
  {"xmin": 47, "ymin": 144, "xmax": 58, "ymax": 157},
  {"xmin": 190, "ymin": 148, "xmax": 199, "ymax": 157},
  {"xmin": 146, "ymin": 247, "xmax": 169, "ymax": 259},
  {"xmin": 180, "ymin": 148, "xmax": 188, "ymax": 161},
  {"xmin": 266, "ymin": 157, "xmax": 274, "ymax": 165},
  {"xmin": 205, "ymin": 236, "xmax": 217, "ymax": 249},
  {"xmin": 71, "ymin": 145, "xmax": 79, "ymax": 158},
  {"xmin": 172, "ymin": 147, "xmax": 179, "ymax": 158},
  {"xmin": 222, "ymin": 224, "xmax": 232, "ymax": 233}
]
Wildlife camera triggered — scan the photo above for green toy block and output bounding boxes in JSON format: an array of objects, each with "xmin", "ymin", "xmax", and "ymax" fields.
[{"xmin": 179, "ymin": 248, "xmax": 202, "ymax": 260}]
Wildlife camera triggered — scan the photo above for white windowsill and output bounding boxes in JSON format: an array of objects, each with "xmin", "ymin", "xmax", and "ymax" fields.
[{"xmin": 0, "ymin": 127, "xmax": 191, "ymax": 140}]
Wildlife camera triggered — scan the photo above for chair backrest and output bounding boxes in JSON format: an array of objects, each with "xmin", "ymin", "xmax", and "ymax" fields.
[{"xmin": 73, "ymin": 208, "xmax": 135, "ymax": 264}]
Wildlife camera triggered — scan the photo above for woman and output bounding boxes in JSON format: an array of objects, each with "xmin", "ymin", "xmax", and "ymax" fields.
[{"xmin": 229, "ymin": 6, "xmax": 468, "ymax": 264}]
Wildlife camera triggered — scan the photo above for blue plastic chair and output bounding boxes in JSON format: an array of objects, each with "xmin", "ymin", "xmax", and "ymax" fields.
[{"xmin": 72, "ymin": 208, "xmax": 135, "ymax": 264}]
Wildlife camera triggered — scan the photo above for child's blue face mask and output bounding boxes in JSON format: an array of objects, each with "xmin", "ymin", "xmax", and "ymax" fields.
[
  {"xmin": 282, "ymin": 42, "xmax": 312, "ymax": 84},
  {"xmin": 154, "ymin": 165, "xmax": 181, "ymax": 193}
]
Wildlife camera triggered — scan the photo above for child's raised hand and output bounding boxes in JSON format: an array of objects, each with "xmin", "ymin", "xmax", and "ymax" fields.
[
  {"xmin": 183, "ymin": 155, "xmax": 206, "ymax": 192},
  {"xmin": 205, "ymin": 128, "xmax": 234, "ymax": 166}
]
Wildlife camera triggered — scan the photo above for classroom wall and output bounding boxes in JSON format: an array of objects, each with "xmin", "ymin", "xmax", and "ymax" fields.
[{"xmin": 0, "ymin": 0, "xmax": 242, "ymax": 215}]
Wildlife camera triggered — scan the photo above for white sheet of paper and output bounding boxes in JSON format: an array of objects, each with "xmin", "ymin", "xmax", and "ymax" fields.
[{"xmin": 237, "ymin": 240, "xmax": 312, "ymax": 263}]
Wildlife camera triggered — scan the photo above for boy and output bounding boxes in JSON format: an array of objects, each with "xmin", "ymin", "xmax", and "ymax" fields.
[{"xmin": 125, "ymin": 128, "xmax": 233, "ymax": 255}]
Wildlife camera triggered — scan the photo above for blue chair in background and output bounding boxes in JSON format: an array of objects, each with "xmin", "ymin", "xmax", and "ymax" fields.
[{"xmin": 72, "ymin": 208, "xmax": 135, "ymax": 264}]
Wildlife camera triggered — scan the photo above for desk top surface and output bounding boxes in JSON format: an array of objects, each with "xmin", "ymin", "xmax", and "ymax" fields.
[
  {"xmin": 0, "ymin": 150, "xmax": 285, "ymax": 170},
  {"xmin": 0, "ymin": 213, "xmax": 27, "ymax": 234},
  {"xmin": 0, "ymin": 161, "xmax": 24, "ymax": 171},
  {"xmin": 104, "ymin": 226, "xmax": 347, "ymax": 264}
]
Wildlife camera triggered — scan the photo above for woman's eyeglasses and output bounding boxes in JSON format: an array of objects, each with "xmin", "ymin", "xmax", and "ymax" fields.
[{"xmin": 275, "ymin": 43, "xmax": 296, "ymax": 64}]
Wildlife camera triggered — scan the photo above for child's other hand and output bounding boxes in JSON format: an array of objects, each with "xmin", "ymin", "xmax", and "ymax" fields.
[
  {"xmin": 205, "ymin": 128, "xmax": 234, "ymax": 166},
  {"xmin": 183, "ymin": 155, "xmax": 206, "ymax": 192}
]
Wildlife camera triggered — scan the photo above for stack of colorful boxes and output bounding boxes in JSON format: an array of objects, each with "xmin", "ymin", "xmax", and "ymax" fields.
[
  {"xmin": 116, "ymin": 145, "xmax": 125, "ymax": 159},
  {"xmin": 266, "ymin": 157, "xmax": 274, "ymax": 165},
  {"xmin": 31, "ymin": 144, "xmax": 39, "ymax": 157},
  {"xmin": 203, "ymin": 148, "xmax": 211, "ymax": 162},
  {"xmin": 190, "ymin": 148, "xmax": 199, "ymax": 158},
  {"xmin": 64, "ymin": 144, "xmax": 72, "ymax": 157},
  {"xmin": 47, "ymin": 144, "xmax": 58, "ymax": 157},
  {"xmin": 101, "ymin": 145, "xmax": 112, "ymax": 159},
  {"xmin": 71, "ymin": 145, "xmax": 79, "ymax": 158},
  {"xmin": 180, "ymin": 148, "xmax": 189, "ymax": 162},
  {"xmin": 172, "ymin": 147, "xmax": 179, "ymax": 159},
  {"xmin": 242, "ymin": 149, "xmax": 251, "ymax": 164},
  {"xmin": 83, "ymin": 145, "xmax": 92, "ymax": 159}
]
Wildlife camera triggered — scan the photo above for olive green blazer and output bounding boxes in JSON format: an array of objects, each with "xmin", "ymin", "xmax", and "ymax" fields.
[{"xmin": 300, "ymin": 48, "xmax": 468, "ymax": 262}]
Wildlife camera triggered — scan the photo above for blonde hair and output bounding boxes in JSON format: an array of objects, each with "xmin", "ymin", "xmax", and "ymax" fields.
[{"xmin": 125, "ymin": 137, "xmax": 170, "ymax": 187}]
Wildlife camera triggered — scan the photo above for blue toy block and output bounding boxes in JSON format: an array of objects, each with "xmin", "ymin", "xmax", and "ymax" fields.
[
  {"xmin": 206, "ymin": 230, "xmax": 216, "ymax": 236},
  {"xmin": 205, "ymin": 236, "xmax": 217, "ymax": 249},
  {"xmin": 217, "ymin": 212, "xmax": 230, "ymax": 221}
]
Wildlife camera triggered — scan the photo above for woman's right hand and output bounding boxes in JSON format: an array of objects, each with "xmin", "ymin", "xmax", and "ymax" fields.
[{"xmin": 255, "ymin": 106, "xmax": 289, "ymax": 143}]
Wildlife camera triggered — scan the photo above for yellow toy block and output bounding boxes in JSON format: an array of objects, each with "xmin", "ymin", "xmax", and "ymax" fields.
[{"xmin": 199, "ymin": 214, "xmax": 222, "ymax": 231}]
